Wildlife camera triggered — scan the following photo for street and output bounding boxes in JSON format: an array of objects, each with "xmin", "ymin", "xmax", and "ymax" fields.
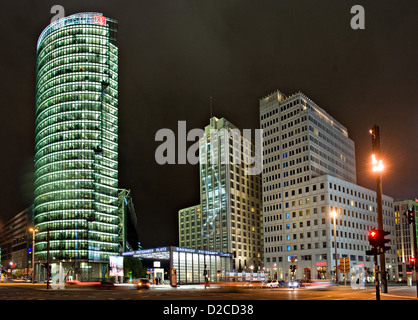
[
  {"xmin": 1, "ymin": 283, "xmax": 415, "ymax": 319},
  {"xmin": 0, "ymin": 282, "xmax": 416, "ymax": 301}
]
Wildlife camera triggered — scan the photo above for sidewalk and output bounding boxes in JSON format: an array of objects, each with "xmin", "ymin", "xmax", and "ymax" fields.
[{"xmin": 151, "ymin": 284, "xmax": 220, "ymax": 290}]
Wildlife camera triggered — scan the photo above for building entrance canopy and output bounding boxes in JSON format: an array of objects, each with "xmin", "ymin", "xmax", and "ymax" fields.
[
  {"xmin": 122, "ymin": 246, "xmax": 233, "ymax": 260},
  {"xmin": 122, "ymin": 246, "xmax": 233, "ymax": 285}
]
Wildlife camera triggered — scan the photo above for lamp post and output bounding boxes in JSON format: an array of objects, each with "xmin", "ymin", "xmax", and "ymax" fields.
[
  {"xmin": 369, "ymin": 125, "xmax": 387, "ymax": 293},
  {"xmin": 331, "ymin": 210, "xmax": 339, "ymax": 285},
  {"xmin": 29, "ymin": 228, "xmax": 38, "ymax": 284}
]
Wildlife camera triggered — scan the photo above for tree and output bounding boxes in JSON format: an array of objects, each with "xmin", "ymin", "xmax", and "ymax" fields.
[{"xmin": 123, "ymin": 257, "xmax": 147, "ymax": 280}]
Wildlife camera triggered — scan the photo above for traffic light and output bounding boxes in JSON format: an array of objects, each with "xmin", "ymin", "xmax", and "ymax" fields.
[
  {"xmin": 366, "ymin": 229, "xmax": 390, "ymax": 255},
  {"xmin": 368, "ymin": 229, "xmax": 378, "ymax": 247},
  {"xmin": 368, "ymin": 229, "xmax": 379, "ymax": 247},
  {"xmin": 378, "ymin": 230, "xmax": 391, "ymax": 254},
  {"xmin": 410, "ymin": 257, "xmax": 416, "ymax": 268},
  {"xmin": 408, "ymin": 207, "xmax": 415, "ymax": 224},
  {"xmin": 366, "ymin": 229, "xmax": 379, "ymax": 255}
]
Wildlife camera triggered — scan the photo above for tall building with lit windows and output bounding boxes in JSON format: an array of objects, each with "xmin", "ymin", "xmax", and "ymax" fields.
[
  {"xmin": 260, "ymin": 91, "xmax": 397, "ymax": 283},
  {"xmin": 394, "ymin": 199, "xmax": 418, "ymax": 282},
  {"xmin": 179, "ymin": 117, "xmax": 264, "ymax": 272},
  {"xmin": 34, "ymin": 12, "xmax": 119, "ymax": 281}
]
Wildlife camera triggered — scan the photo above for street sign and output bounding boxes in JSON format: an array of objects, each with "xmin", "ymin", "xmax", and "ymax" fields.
[{"xmin": 339, "ymin": 257, "xmax": 350, "ymax": 273}]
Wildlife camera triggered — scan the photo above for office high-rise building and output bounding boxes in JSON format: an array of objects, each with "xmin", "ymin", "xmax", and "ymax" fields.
[
  {"xmin": 260, "ymin": 91, "xmax": 397, "ymax": 282},
  {"xmin": 394, "ymin": 199, "xmax": 418, "ymax": 282},
  {"xmin": 179, "ymin": 117, "xmax": 264, "ymax": 271},
  {"xmin": 34, "ymin": 12, "xmax": 119, "ymax": 280},
  {"xmin": 261, "ymin": 91, "xmax": 356, "ymax": 185},
  {"xmin": 0, "ymin": 207, "xmax": 33, "ymax": 276},
  {"xmin": 178, "ymin": 204, "xmax": 202, "ymax": 248}
]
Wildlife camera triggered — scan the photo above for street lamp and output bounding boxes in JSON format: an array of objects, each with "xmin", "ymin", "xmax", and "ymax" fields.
[
  {"xmin": 371, "ymin": 154, "xmax": 384, "ymax": 172},
  {"xmin": 29, "ymin": 228, "xmax": 38, "ymax": 284},
  {"xmin": 331, "ymin": 210, "xmax": 339, "ymax": 285},
  {"xmin": 369, "ymin": 125, "xmax": 388, "ymax": 294}
]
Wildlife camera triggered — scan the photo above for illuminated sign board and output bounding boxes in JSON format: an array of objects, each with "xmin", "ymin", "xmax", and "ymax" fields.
[
  {"xmin": 93, "ymin": 14, "xmax": 106, "ymax": 25},
  {"xmin": 109, "ymin": 256, "xmax": 124, "ymax": 276}
]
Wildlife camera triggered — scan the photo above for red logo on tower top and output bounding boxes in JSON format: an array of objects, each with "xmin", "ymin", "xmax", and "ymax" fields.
[{"xmin": 93, "ymin": 15, "xmax": 106, "ymax": 25}]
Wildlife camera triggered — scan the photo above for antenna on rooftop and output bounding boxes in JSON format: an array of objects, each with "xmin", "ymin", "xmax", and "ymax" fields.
[{"xmin": 210, "ymin": 96, "xmax": 213, "ymax": 118}]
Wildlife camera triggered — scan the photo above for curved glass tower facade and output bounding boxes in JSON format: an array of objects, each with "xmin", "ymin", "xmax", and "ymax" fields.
[{"xmin": 34, "ymin": 12, "xmax": 119, "ymax": 280}]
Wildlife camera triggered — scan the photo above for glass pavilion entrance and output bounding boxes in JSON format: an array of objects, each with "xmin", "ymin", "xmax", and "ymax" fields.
[{"xmin": 122, "ymin": 246, "xmax": 233, "ymax": 286}]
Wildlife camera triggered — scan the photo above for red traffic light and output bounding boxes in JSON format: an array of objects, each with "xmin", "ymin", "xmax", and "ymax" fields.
[
  {"xmin": 368, "ymin": 229, "xmax": 379, "ymax": 247},
  {"xmin": 367, "ymin": 229, "xmax": 391, "ymax": 254},
  {"xmin": 408, "ymin": 208, "xmax": 415, "ymax": 224}
]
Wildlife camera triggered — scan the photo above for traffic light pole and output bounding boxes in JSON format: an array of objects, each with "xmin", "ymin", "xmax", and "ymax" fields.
[
  {"xmin": 373, "ymin": 253, "xmax": 380, "ymax": 300},
  {"xmin": 370, "ymin": 125, "xmax": 388, "ymax": 293},
  {"xmin": 376, "ymin": 174, "xmax": 387, "ymax": 293}
]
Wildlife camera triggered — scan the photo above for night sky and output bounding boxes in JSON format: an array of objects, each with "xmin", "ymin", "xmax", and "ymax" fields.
[{"xmin": 0, "ymin": 0, "xmax": 417, "ymax": 249}]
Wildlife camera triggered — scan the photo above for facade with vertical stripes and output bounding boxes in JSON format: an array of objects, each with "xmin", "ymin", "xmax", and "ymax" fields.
[{"xmin": 34, "ymin": 12, "xmax": 119, "ymax": 280}]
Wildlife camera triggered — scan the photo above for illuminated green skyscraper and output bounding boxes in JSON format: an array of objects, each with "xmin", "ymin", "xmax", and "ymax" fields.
[{"xmin": 34, "ymin": 12, "xmax": 119, "ymax": 280}]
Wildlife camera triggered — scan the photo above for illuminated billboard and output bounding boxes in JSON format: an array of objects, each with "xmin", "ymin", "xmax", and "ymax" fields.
[{"xmin": 109, "ymin": 256, "xmax": 124, "ymax": 277}]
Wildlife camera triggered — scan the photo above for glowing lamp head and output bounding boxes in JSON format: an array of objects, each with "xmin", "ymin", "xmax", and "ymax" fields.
[{"xmin": 371, "ymin": 154, "xmax": 384, "ymax": 172}]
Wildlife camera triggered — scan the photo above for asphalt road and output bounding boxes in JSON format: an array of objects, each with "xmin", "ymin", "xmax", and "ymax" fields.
[
  {"xmin": 0, "ymin": 282, "xmax": 416, "ymax": 301},
  {"xmin": 1, "ymin": 283, "xmax": 415, "ymax": 319}
]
